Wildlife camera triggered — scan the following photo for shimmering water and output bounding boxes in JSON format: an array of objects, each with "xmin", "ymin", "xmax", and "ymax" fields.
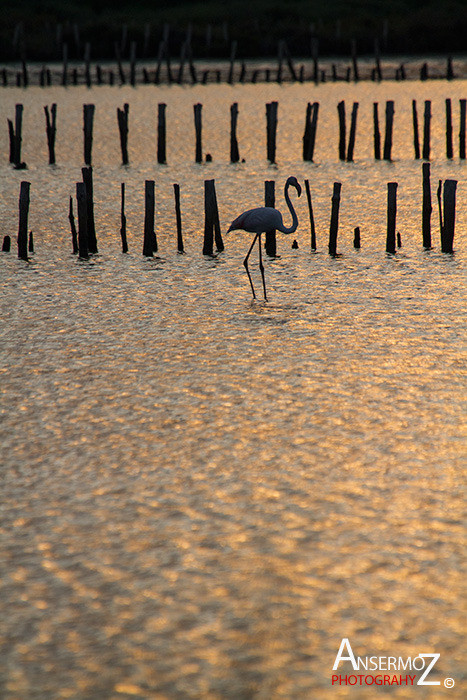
[{"xmin": 0, "ymin": 81, "xmax": 466, "ymax": 699}]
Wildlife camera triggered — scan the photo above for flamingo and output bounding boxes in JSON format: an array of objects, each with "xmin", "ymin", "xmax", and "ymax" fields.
[{"xmin": 227, "ymin": 176, "xmax": 302, "ymax": 300}]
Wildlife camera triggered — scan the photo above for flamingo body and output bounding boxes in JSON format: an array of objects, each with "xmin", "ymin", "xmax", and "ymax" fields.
[{"xmin": 228, "ymin": 176, "xmax": 301, "ymax": 300}]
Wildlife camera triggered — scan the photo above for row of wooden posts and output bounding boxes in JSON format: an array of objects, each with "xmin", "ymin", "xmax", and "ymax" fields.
[
  {"xmin": 2, "ymin": 165, "xmax": 458, "ymax": 261},
  {"xmin": 0, "ymin": 51, "xmax": 458, "ymax": 88},
  {"xmin": 7, "ymin": 98, "xmax": 467, "ymax": 170}
]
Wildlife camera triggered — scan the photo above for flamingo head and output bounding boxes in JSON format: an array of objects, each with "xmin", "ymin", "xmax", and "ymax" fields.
[{"xmin": 287, "ymin": 176, "xmax": 302, "ymax": 197}]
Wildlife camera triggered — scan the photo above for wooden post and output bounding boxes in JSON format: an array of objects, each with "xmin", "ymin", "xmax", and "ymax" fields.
[
  {"xmin": 383, "ymin": 100, "xmax": 395, "ymax": 161},
  {"xmin": 445, "ymin": 98, "xmax": 453, "ymax": 159},
  {"xmin": 264, "ymin": 180, "xmax": 276, "ymax": 257},
  {"xmin": 459, "ymin": 99, "xmax": 466, "ymax": 159},
  {"xmin": 373, "ymin": 103, "xmax": 381, "ymax": 159},
  {"xmin": 76, "ymin": 182, "xmax": 88, "ymax": 258},
  {"xmin": 386, "ymin": 182, "xmax": 398, "ymax": 254},
  {"xmin": 12, "ymin": 104, "xmax": 25, "ymax": 169},
  {"xmin": 346, "ymin": 102, "xmax": 359, "ymax": 162},
  {"xmin": 351, "ymin": 39, "xmax": 359, "ymax": 81},
  {"xmin": 143, "ymin": 180, "xmax": 156, "ymax": 256},
  {"xmin": 374, "ymin": 38, "xmax": 382, "ymax": 81},
  {"xmin": 17, "ymin": 181, "xmax": 30, "ymax": 260},
  {"xmin": 337, "ymin": 101, "xmax": 346, "ymax": 161},
  {"xmin": 303, "ymin": 102, "xmax": 319, "ymax": 162},
  {"xmin": 304, "ymin": 179, "xmax": 316, "ymax": 250},
  {"xmin": 412, "ymin": 100, "xmax": 420, "ymax": 159},
  {"xmin": 203, "ymin": 179, "xmax": 221, "ymax": 255},
  {"xmin": 44, "ymin": 104, "xmax": 57, "ymax": 165},
  {"xmin": 28, "ymin": 231, "xmax": 34, "ymax": 253},
  {"xmin": 230, "ymin": 103, "xmax": 240, "ymax": 163},
  {"xmin": 447, "ymin": 56, "xmax": 454, "ymax": 80},
  {"xmin": 422, "ymin": 162, "xmax": 432, "ymax": 249},
  {"xmin": 311, "ymin": 38, "xmax": 319, "ymax": 84},
  {"xmin": 194, "ymin": 103, "xmax": 202, "ymax": 163},
  {"xmin": 353, "ymin": 226, "xmax": 361, "ymax": 248},
  {"xmin": 68, "ymin": 196, "xmax": 78, "ymax": 254},
  {"xmin": 120, "ymin": 183, "xmax": 128, "ymax": 253},
  {"xmin": 2, "ymin": 236, "xmax": 11, "ymax": 252},
  {"xmin": 173, "ymin": 183, "xmax": 184, "ymax": 253},
  {"xmin": 228, "ymin": 40, "xmax": 237, "ymax": 84},
  {"xmin": 83, "ymin": 104, "xmax": 95, "ymax": 165},
  {"xmin": 328, "ymin": 182, "xmax": 341, "ymax": 256},
  {"xmin": 115, "ymin": 42, "xmax": 126, "ymax": 84},
  {"xmin": 266, "ymin": 102, "xmax": 278, "ymax": 164},
  {"xmin": 117, "ymin": 103, "xmax": 129, "ymax": 165},
  {"xmin": 441, "ymin": 180, "xmax": 457, "ymax": 253},
  {"xmin": 157, "ymin": 103, "xmax": 167, "ymax": 164},
  {"xmin": 84, "ymin": 42, "xmax": 91, "ymax": 87},
  {"xmin": 81, "ymin": 167, "xmax": 98, "ymax": 253},
  {"xmin": 130, "ymin": 41, "xmax": 136, "ymax": 86},
  {"xmin": 62, "ymin": 42, "xmax": 68, "ymax": 86},
  {"xmin": 422, "ymin": 100, "xmax": 431, "ymax": 160}
]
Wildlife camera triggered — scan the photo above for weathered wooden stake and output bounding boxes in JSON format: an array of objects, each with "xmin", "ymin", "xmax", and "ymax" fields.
[
  {"xmin": 81, "ymin": 167, "xmax": 98, "ymax": 253},
  {"xmin": 130, "ymin": 41, "xmax": 137, "ymax": 86},
  {"xmin": 10, "ymin": 104, "xmax": 26, "ymax": 168},
  {"xmin": 230, "ymin": 103, "xmax": 240, "ymax": 163},
  {"xmin": 76, "ymin": 182, "xmax": 88, "ymax": 258},
  {"xmin": 422, "ymin": 162, "xmax": 432, "ymax": 249},
  {"xmin": 328, "ymin": 182, "xmax": 341, "ymax": 256},
  {"xmin": 304, "ymin": 179, "xmax": 316, "ymax": 250},
  {"xmin": 194, "ymin": 103, "xmax": 203, "ymax": 163},
  {"xmin": 203, "ymin": 179, "xmax": 222, "ymax": 255},
  {"xmin": 445, "ymin": 98, "xmax": 453, "ymax": 160},
  {"xmin": 337, "ymin": 101, "xmax": 346, "ymax": 161},
  {"xmin": 346, "ymin": 102, "xmax": 359, "ymax": 162},
  {"xmin": 228, "ymin": 40, "xmax": 237, "ymax": 84},
  {"xmin": 303, "ymin": 102, "xmax": 319, "ymax": 162},
  {"xmin": 173, "ymin": 183, "xmax": 184, "ymax": 253},
  {"xmin": 459, "ymin": 99, "xmax": 466, "ymax": 159},
  {"xmin": 44, "ymin": 103, "xmax": 57, "ymax": 165},
  {"xmin": 62, "ymin": 43, "xmax": 68, "ymax": 86},
  {"xmin": 436, "ymin": 180, "xmax": 443, "ymax": 242},
  {"xmin": 8, "ymin": 120, "xmax": 15, "ymax": 164},
  {"xmin": 383, "ymin": 101, "xmax": 395, "ymax": 161},
  {"xmin": 120, "ymin": 183, "xmax": 128, "ymax": 253},
  {"xmin": 386, "ymin": 182, "xmax": 398, "ymax": 254},
  {"xmin": 353, "ymin": 226, "xmax": 361, "ymax": 248},
  {"xmin": 441, "ymin": 180, "xmax": 457, "ymax": 253},
  {"xmin": 143, "ymin": 180, "xmax": 156, "ymax": 256},
  {"xmin": 412, "ymin": 100, "xmax": 420, "ymax": 159},
  {"xmin": 264, "ymin": 180, "xmax": 276, "ymax": 256},
  {"xmin": 68, "ymin": 196, "xmax": 78, "ymax": 254},
  {"xmin": 28, "ymin": 231, "xmax": 34, "ymax": 253},
  {"xmin": 157, "ymin": 103, "xmax": 167, "ymax": 164},
  {"xmin": 2, "ymin": 236, "xmax": 11, "ymax": 252},
  {"xmin": 422, "ymin": 100, "xmax": 431, "ymax": 160},
  {"xmin": 84, "ymin": 42, "xmax": 91, "ymax": 87},
  {"xmin": 373, "ymin": 103, "xmax": 381, "ymax": 159},
  {"xmin": 266, "ymin": 101, "xmax": 278, "ymax": 164},
  {"xmin": 117, "ymin": 103, "xmax": 129, "ymax": 165},
  {"xmin": 17, "ymin": 181, "xmax": 30, "ymax": 260},
  {"xmin": 83, "ymin": 104, "xmax": 95, "ymax": 165},
  {"xmin": 351, "ymin": 39, "xmax": 359, "ymax": 81}
]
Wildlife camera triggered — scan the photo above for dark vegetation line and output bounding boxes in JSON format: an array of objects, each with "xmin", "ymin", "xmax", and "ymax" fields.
[{"xmin": 2, "ymin": 0, "xmax": 467, "ymax": 63}]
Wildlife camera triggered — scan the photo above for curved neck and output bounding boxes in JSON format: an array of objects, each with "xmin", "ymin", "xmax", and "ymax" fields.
[{"xmin": 282, "ymin": 181, "xmax": 299, "ymax": 234}]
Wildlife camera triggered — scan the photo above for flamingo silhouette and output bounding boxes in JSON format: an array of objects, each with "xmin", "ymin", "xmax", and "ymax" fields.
[{"xmin": 227, "ymin": 176, "xmax": 302, "ymax": 300}]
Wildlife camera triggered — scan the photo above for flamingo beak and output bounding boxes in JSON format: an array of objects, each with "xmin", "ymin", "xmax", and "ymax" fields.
[{"xmin": 296, "ymin": 182, "xmax": 302, "ymax": 197}]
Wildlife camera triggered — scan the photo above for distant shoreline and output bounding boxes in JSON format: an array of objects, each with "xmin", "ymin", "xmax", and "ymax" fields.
[{"xmin": 1, "ymin": 54, "xmax": 466, "ymax": 87}]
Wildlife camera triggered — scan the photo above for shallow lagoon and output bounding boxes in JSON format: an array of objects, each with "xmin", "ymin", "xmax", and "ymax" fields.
[{"xmin": 0, "ymin": 80, "xmax": 465, "ymax": 698}]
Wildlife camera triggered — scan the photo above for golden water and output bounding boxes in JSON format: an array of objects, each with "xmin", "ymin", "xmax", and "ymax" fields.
[{"xmin": 0, "ymin": 81, "xmax": 465, "ymax": 698}]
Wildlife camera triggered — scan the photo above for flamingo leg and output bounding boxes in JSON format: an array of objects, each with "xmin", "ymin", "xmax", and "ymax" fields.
[
  {"xmin": 243, "ymin": 233, "xmax": 259, "ymax": 299},
  {"xmin": 258, "ymin": 233, "xmax": 268, "ymax": 301}
]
